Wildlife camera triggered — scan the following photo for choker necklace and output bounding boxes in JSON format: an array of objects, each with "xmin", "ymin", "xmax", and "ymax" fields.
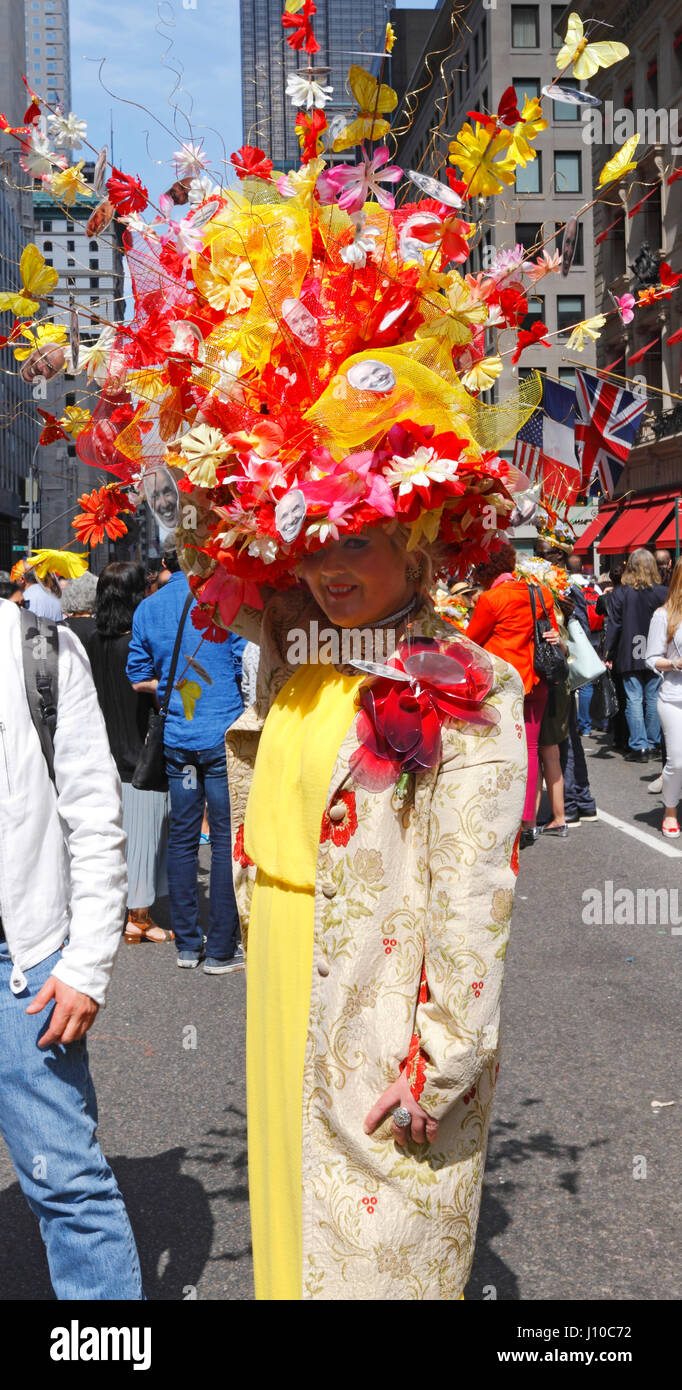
[{"xmin": 370, "ymin": 594, "xmax": 421, "ymax": 629}]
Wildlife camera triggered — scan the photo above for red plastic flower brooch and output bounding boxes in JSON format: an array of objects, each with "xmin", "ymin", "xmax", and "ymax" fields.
[{"xmin": 349, "ymin": 635, "xmax": 498, "ymax": 794}]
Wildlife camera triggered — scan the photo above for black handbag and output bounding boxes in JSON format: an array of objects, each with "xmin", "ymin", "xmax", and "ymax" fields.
[
  {"xmin": 131, "ymin": 594, "xmax": 193, "ymax": 792},
  {"xmin": 590, "ymin": 670, "xmax": 619, "ymax": 724},
  {"xmin": 529, "ymin": 585, "xmax": 569, "ymax": 686}
]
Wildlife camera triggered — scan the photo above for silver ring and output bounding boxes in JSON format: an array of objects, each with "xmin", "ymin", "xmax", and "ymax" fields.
[{"xmin": 393, "ymin": 1106, "xmax": 412, "ymax": 1128}]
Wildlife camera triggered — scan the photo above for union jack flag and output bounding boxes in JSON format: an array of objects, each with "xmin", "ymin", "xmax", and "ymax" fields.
[{"xmin": 575, "ymin": 370, "xmax": 648, "ymax": 497}]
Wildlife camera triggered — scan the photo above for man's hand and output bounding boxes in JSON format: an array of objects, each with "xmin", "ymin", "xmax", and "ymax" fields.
[{"xmin": 26, "ymin": 976, "xmax": 99, "ymax": 1048}]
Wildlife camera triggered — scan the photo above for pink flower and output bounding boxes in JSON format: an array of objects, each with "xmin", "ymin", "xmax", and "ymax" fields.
[
  {"xmin": 324, "ymin": 146, "xmax": 402, "ymax": 214},
  {"xmin": 613, "ymin": 292, "xmax": 636, "ymax": 325}
]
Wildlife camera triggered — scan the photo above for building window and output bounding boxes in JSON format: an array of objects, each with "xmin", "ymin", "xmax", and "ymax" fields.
[
  {"xmin": 66, "ymin": 221, "xmax": 74, "ymax": 232},
  {"xmin": 42, "ymin": 240, "xmax": 53, "ymax": 252},
  {"xmin": 67, "ymin": 257, "xmax": 75, "ymax": 267},
  {"xmin": 555, "ymin": 220, "xmax": 584, "ymax": 265},
  {"xmin": 46, "ymin": 63, "xmax": 58, "ymax": 71},
  {"xmin": 42, "ymin": 220, "xmax": 52, "ymax": 232},
  {"xmin": 44, "ymin": 258, "xmax": 53, "ymax": 267},
  {"xmin": 551, "ymin": 5, "xmax": 567, "ymax": 47},
  {"xmin": 89, "ymin": 259, "xmax": 99, "ymax": 269},
  {"xmin": 512, "ymin": 6, "xmax": 539, "ymax": 48},
  {"xmin": 516, "ymin": 155, "xmax": 542, "ymax": 194},
  {"xmin": 515, "ymin": 222, "xmax": 543, "ymax": 254},
  {"xmin": 67, "ymin": 276, "xmax": 75, "ymax": 288},
  {"xmin": 521, "ymin": 294, "xmax": 545, "ymax": 331},
  {"xmin": 67, "ymin": 239, "xmax": 75, "ymax": 251},
  {"xmin": 90, "ymin": 277, "xmax": 100, "ymax": 288},
  {"xmin": 553, "ymin": 85, "xmax": 580, "ymax": 121},
  {"xmin": 33, "ymin": 46, "xmax": 41, "ymax": 54},
  {"xmin": 89, "ymin": 240, "xmax": 98, "ymax": 251},
  {"xmin": 559, "ymin": 368, "xmax": 577, "ymax": 390},
  {"xmin": 554, "ymin": 151, "xmax": 582, "ymax": 193},
  {"xmin": 33, "ymin": 63, "xmax": 41, "ymax": 71},
  {"xmin": 557, "ymin": 294, "xmax": 584, "ymax": 334},
  {"xmin": 90, "ymin": 296, "xmax": 99, "ymax": 306},
  {"xmin": 513, "ymin": 76, "xmax": 540, "ymax": 106}
]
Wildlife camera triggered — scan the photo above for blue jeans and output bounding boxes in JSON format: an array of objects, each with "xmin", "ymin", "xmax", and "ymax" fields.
[
  {"xmin": 560, "ymin": 703, "xmax": 596, "ymax": 817},
  {"xmin": 622, "ymin": 672, "xmax": 662, "ymax": 751},
  {"xmin": 0, "ymin": 946, "xmax": 143, "ymax": 1300},
  {"xmin": 165, "ymin": 741, "xmax": 240, "ymax": 960},
  {"xmin": 577, "ymin": 680, "xmax": 594, "ymax": 734}
]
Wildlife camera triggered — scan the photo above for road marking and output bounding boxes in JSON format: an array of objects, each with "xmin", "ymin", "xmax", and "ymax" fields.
[{"xmin": 597, "ymin": 809, "xmax": 682, "ymax": 859}]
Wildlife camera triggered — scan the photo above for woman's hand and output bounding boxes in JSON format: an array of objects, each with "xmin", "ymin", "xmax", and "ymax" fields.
[
  {"xmin": 542, "ymin": 629, "xmax": 560, "ymax": 646},
  {"xmin": 363, "ymin": 1071, "xmax": 439, "ymax": 1147}
]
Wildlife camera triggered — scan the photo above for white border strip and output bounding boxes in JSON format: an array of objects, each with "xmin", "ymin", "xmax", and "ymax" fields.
[{"xmin": 597, "ymin": 809, "xmax": 682, "ymax": 859}]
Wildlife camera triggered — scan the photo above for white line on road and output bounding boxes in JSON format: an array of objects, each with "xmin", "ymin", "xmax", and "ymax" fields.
[{"xmin": 597, "ymin": 809, "xmax": 682, "ymax": 859}]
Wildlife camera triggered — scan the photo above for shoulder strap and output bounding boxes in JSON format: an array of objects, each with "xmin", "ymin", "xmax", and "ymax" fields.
[
  {"xmin": 19, "ymin": 608, "xmax": 59, "ymax": 784},
  {"xmin": 528, "ymin": 584, "xmax": 538, "ymax": 620},
  {"xmin": 160, "ymin": 593, "xmax": 194, "ymax": 714}
]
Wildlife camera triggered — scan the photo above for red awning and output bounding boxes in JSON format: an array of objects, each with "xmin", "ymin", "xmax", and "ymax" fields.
[
  {"xmin": 652, "ymin": 503, "xmax": 682, "ymax": 549},
  {"xmin": 632, "ymin": 501, "xmax": 677, "ymax": 545},
  {"xmin": 598, "ymin": 501, "xmax": 677, "ymax": 554},
  {"xmin": 574, "ymin": 505, "xmax": 619, "ymax": 554}
]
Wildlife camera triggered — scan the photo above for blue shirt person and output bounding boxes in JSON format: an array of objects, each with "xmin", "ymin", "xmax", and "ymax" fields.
[{"xmin": 126, "ymin": 555, "xmax": 247, "ymax": 972}]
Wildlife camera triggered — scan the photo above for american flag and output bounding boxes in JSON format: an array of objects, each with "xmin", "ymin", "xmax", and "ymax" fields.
[
  {"xmin": 575, "ymin": 370, "xmax": 648, "ymax": 496},
  {"xmin": 512, "ymin": 378, "xmax": 580, "ymax": 504}
]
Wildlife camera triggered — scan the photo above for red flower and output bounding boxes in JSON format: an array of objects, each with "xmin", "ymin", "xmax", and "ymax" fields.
[
  {"xmin": 281, "ymin": 0, "xmax": 320, "ymax": 54},
  {"xmin": 233, "ymin": 823, "xmax": 254, "ymax": 868},
  {"xmin": 320, "ymin": 789, "xmax": 358, "ymax": 846},
  {"xmin": 497, "ymin": 286, "xmax": 528, "ymax": 328},
  {"xmin": 511, "ymin": 320, "xmax": 551, "ymax": 365},
  {"xmin": 72, "ymin": 484, "xmax": 133, "ymax": 547},
  {"xmin": 190, "ymin": 604, "xmax": 229, "ymax": 644},
  {"xmin": 230, "ymin": 145, "xmax": 274, "ymax": 181},
  {"xmin": 106, "ymin": 168, "xmax": 149, "ymax": 216},
  {"xmin": 349, "ymin": 636, "xmax": 498, "ymax": 793},
  {"xmin": 295, "ymin": 109, "xmax": 327, "ymax": 164},
  {"xmin": 37, "ymin": 408, "xmax": 66, "ymax": 445}
]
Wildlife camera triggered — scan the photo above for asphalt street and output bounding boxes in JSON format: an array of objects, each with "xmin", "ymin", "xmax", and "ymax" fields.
[{"xmin": 0, "ymin": 732, "xmax": 679, "ymax": 1301}]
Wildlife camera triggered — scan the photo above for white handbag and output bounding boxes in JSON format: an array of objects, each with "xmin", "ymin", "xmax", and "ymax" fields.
[{"xmin": 566, "ymin": 616, "xmax": 607, "ymax": 691}]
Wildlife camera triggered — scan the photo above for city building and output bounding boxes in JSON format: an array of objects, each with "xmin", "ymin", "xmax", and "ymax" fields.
[
  {"xmin": 0, "ymin": 0, "xmax": 35, "ymax": 570},
  {"xmin": 574, "ymin": 0, "xmax": 682, "ymax": 573},
  {"xmin": 240, "ymin": 0, "xmax": 391, "ymax": 168},
  {"xmin": 24, "ymin": 0, "xmax": 71, "ymax": 112},
  {"xmin": 31, "ymin": 163, "xmax": 126, "ymax": 554}
]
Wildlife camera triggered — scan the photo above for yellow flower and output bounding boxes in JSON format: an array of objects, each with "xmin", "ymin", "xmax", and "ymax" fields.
[
  {"xmin": 193, "ymin": 253, "xmax": 258, "ymax": 314},
  {"xmin": 178, "ymin": 423, "xmax": 230, "ymax": 488},
  {"xmin": 461, "ymin": 355, "xmax": 503, "ymax": 392},
  {"xmin": 385, "ymin": 21, "xmax": 396, "ymax": 53},
  {"xmin": 508, "ymin": 96, "xmax": 548, "ymax": 167},
  {"xmin": 48, "ymin": 161, "xmax": 93, "ymax": 207},
  {"xmin": 448, "ymin": 121, "xmax": 517, "ymax": 197},
  {"xmin": 26, "ymin": 548, "xmax": 88, "ymax": 580},
  {"xmin": 565, "ymin": 315, "xmax": 607, "ymax": 352},
  {"xmin": 59, "ymin": 405, "xmax": 92, "ymax": 438},
  {"xmin": 13, "ymin": 322, "xmax": 68, "ymax": 361},
  {"xmin": 598, "ymin": 134, "xmax": 640, "ymax": 187}
]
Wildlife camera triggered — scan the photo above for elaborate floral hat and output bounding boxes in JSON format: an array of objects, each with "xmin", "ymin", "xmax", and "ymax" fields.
[{"xmin": 0, "ymin": 9, "xmax": 638, "ymax": 638}]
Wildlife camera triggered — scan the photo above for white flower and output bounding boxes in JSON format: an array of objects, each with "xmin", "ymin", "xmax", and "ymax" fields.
[
  {"xmin": 340, "ymin": 224, "xmax": 381, "ymax": 267},
  {"xmin": 179, "ymin": 423, "xmax": 230, "ymax": 488},
  {"xmin": 247, "ymin": 536, "xmax": 279, "ymax": 564},
  {"xmin": 20, "ymin": 132, "xmax": 57, "ymax": 177},
  {"xmin": 47, "ymin": 111, "xmax": 87, "ymax": 150},
  {"xmin": 77, "ymin": 325, "xmax": 117, "ymax": 385},
  {"xmin": 120, "ymin": 212, "xmax": 159, "ymax": 241},
  {"xmin": 305, "ymin": 520, "xmax": 340, "ymax": 545},
  {"xmin": 173, "ymin": 141, "xmax": 210, "ymax": 180},
  {"xmin": 285, "ymin": 72, "xmax": 333, "ymax": 110},
  {"xmin": 187, "ymin": 174, "xmax": 220, "ymax": 206},
  {"xmin": 383, "ymin": 446, "xmax": 458, "ymax": 496}
]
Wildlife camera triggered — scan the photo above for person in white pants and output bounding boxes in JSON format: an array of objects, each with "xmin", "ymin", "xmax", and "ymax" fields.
[{"xmin": 646, "ymin": 558, "xmax": 682, "ymax": 838}]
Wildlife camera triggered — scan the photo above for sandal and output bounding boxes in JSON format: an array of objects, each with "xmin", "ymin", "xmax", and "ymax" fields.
[{"xmin": 124, "ymin": 909, "xmax": 175, "ymax": 944}]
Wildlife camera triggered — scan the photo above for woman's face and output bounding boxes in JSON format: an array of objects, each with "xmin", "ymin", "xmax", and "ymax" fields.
[{"xmin": 299, "ymin": 527, "xmax": 417, "ymax": 628}]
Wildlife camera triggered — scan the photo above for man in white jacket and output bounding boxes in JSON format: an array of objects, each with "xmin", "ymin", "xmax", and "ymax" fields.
[{"xmin": 0, "ymin": 599, "xmax": 143, "ymax": 1299}]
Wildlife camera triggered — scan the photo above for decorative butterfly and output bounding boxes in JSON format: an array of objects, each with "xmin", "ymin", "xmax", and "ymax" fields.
[
  {"xmin": 332, "ymin": 66, "xmax": 398, "ymax": 152},
  {"xmin": 0, "ymin": 244, "xmax": 58, "ymax": 318},
  {"xmin": 556, "ymin": 13, "xmax": 629, "ymax": 80},
  {"xmin": 467, "ymin": 86, "xmax": 522, "ymax": 131},
  {"xmin": 598, "ymin": 134, "xmax": 640, "ymax": 186}
]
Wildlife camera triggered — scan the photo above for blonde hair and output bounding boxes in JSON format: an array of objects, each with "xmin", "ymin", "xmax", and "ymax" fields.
[
  {"xmin": 621, "ymin": 547, "xmax": 661, "ymax": 590},
  {"xmin": 665, "ymin": 556, "xmax": 682, "ymax": 643}
]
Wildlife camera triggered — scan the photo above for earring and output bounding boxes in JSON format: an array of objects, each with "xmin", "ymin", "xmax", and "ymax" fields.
[{"xmin": 405, "ymin": 561, "xmax": 422, "ymax": 584}]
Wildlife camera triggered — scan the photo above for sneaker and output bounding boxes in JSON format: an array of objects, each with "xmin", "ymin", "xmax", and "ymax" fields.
[
  {"xmin": 648, "ymin": 775, "xmax": 663, "ymax": 795},
  {"xmin": 564, "ymin": 813, "xmax": 582, "ymax": 825},
  {"xmin": 177, "ymin": 951, "xmax": 203, "ymax": 969},
  {"xmin": 204, "ymin": 945, "xmax": 245, "ymax": 975},
  {"xmin": 200, "ymin": 832, "xmax": 211, "ymax": 845},
  {"xmin": 579, "ymin": 810, "xmax": 599, "ymax": 821}
]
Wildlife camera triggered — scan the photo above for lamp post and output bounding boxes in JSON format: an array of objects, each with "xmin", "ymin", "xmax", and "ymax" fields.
[{"xmin": 27, "ymin": 438, "xmax": 41, "ymax": 553}]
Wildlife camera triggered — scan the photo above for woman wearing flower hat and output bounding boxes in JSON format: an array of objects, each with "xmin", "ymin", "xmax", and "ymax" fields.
[{"xmin": 214, "ymin": 484, "xmax": 527, "ymax": 1300}]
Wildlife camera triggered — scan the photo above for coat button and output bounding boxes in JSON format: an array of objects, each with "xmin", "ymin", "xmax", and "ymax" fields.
[
  {"xmin": 322, "ymin": 882, "xmax": 337, "ymax": 899},
  {"xmin": 328, "ymin": 803, "xmax": 346, "ymax": 822},
  {"xmin": 317, "ymin": 958, "xmax": 329, "ymax": 977}
]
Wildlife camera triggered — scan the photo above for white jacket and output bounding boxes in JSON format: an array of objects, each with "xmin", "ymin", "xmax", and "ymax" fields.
[{"xmin": 0, "ymin": 600, "xmax": 127, "ymax": 1004}]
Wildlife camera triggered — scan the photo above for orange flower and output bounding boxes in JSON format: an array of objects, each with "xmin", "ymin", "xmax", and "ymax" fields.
[{"xmin": 72, "ymin": 485, "xmax": 133, "ymax": 547}]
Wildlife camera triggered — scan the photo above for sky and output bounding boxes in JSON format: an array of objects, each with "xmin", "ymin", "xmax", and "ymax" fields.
[{"xmin": 69, "ymin": 0, "xmax": 439, "ymax": 201}]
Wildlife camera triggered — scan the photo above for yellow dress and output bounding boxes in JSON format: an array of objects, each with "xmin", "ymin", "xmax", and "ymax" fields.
[{"xmin": 243, "ymin": 662, "xmax": 364, "ymax": 1301}]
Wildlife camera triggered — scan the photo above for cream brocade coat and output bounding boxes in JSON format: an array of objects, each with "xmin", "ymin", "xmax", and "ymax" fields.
[{"xmin": 226, "ymin": 589, "xmax": 527, "ymax": 1300}]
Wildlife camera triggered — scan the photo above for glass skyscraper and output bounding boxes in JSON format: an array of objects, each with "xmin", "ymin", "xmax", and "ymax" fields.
[{"xmin": 240, "ymin": 0, "xmax": 390, "ymax": 167}]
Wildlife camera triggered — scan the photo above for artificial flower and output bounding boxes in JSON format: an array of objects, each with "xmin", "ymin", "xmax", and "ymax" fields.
[
  {"xmin": 36, "ymin": 409, "xmax": 66, "ymax": 445},
  {"xmin": 285, "ymin": 72, "xmax": 333, "ymax": 109},
  {"xmin": 383, "ymin": 446, "xmax": 460, "ymax": 498},
  {"xmin": 48, "ymin": 161, "xmax": 93, "ymax": 206},
  {"xmin": 47, "ymin": 110, "xmax": 87, "ymax": 149},
  {"xmin": 508, "ymin": 96, "xmax": 547, "ymax": 166},
  {"xmin": 281, "ymin": 0, "xmax": 320, "ymax": 54},
  {"xmin": 59, "ymin": 406, "xmax": 92, "ymax": 439},
  {"xmin": 12, "ymin": 322, "xmax": 68, "ymax": 361},
  {"xmin": 524, "ymin": 248, "xmax": 562, "ymax": 281},
  {"xmin": 173, "ymin": 141, "xmax": 210, "ymax": 179},
  {"xmin": 295, "ymin": 108, "xmax": 328, "ymax": 163},
  {"xmin": 339, "ymin": 219, "xmax": 381, "ymax": 267},
  {"xmin": 178, "ymin": 423, "xmax": 231, "ymax": 488},
  {"xmin": 448, "ymin": 121, "xmax": 516, "ymax": 197},
  {"xmin": 187, "ymin": 174, "xmax": 220, "ymax": 204},
  {"xmin": 0, "ymin": 243, "xmax": 57, "ymax": 318},
  {"xmin": 20, "ymin": 131, "xmax": 56, "ymax": 177},
  {"xmin": 121, "ymin": 211, "xmax": 160, "ymax": 241},
  {"xmin": 598, "ymin": 134, "xmax": 640, "ymax": 186},
  {"xmin": 230, "ymin": 144, "xmax": 274, "ymax": 181},
  {"xmin": 72, "ymin": 485, "xmax": 133, "ymax": 545},
  {"xmin": 275, "ymin": 156, "xmax": 325, "ymax": 209},
  {"xmin": 324, "ymin": 146, "xmax": 402, "ymax": 214},
  {"xmin": 331, "ymin": 65, "xmax": 397, "ymax": 151},
  {"xmin": 565, "ymin": 314, "xmax": 607, "ymax": 351},
  {"xmin": 106, "ymin": 168, "xmax": 149, "ymax": 215},
  {"xmin": 193, "ymin": 253, "xmax": 258, "ymax": 314},
  {"xmin": 612, "ymin": 292, "xmax": 636, "ymax": 324},
  {"xmin": 25, "ymin": 548, "xmax": 88, "ymax": 580},
  {"xmin": 511, "ymin": 321, "xmax": 551, "ymax": 364},
  {"xmin": 461, "ymin": 355, "xmax": 503, "ymax": 392}
]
